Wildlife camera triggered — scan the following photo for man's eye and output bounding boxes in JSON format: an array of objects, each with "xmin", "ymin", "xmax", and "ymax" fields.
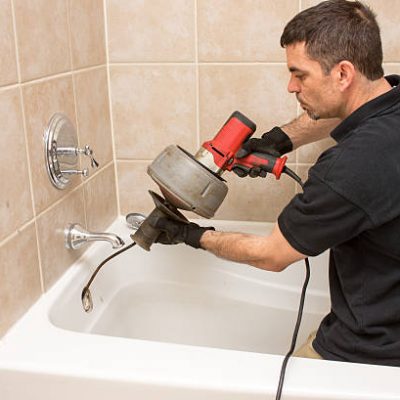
[{"xmin": 295, "ymin": 75, "xmax": 305, "ymax": 81}]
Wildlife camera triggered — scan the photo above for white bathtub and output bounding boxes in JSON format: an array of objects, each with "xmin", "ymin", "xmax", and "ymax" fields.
[{"xmin": 0, "ymin": 217, "xmax": 399, "ymax": 399}]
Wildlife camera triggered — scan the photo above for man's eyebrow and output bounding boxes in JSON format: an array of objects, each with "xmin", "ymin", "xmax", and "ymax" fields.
[{"xmin": 288, "ymin": 66, "xmax": 306, "ymax": 73}]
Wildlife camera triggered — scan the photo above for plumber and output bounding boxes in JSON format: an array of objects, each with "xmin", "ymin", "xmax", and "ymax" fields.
[{"xmin": 150, "ymin": 0, "xmax": 400, "ymax": 366}]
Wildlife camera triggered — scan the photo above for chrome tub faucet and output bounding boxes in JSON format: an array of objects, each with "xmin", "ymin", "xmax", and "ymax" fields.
[{"xmin": 64, "ymin": 223, "xmax": 125, "ymax": 250}]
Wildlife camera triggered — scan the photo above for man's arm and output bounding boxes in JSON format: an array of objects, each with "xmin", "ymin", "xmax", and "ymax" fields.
[
  {"xmin": 199, "ymin": 223, "xmax": 306, "ymax": 272},
  {"xmin": 281, "ymin": 113, "xmax": 340, "ymax": 150}
]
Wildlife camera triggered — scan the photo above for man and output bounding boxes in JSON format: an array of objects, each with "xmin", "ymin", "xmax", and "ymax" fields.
[{"xmin": 150, "ymin": 0, "xmax": 400, "ymax": 366}]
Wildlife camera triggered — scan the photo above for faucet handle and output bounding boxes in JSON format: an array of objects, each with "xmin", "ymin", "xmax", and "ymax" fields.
[
  {"xmin": 80, "ymin": 145, "xmax": 99, "ymax": 169},
  {"xmin": 61, "ymin": 168, "xmax": 89, "ymax": 177}
]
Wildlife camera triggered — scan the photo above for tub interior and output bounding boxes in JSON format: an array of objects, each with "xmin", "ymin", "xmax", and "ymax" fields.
[
  {"xmin": 49, "ymin": 219, "xmax": 330, "ymax": 355},
  {"xmin": 88, "ymin": 280, "xmax": 325, "ymax": 354}
]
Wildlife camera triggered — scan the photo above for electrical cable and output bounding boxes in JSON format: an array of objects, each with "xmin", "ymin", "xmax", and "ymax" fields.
[
  {"xmin": 275, "ymin": 167, "xmax": 311, "ymax": 400},
  {"xmin": 283, "ymin": 166, "xmax": 304, "ymax": 188}
]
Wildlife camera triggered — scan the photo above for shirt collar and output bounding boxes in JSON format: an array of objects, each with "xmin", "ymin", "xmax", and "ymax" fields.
[{"xmin": 331, "ymin": 75, "xmax": 400, "ymax": 142}]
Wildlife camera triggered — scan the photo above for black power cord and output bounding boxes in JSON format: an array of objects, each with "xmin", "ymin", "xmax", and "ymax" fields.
[
  {"xmin": 274, "ymin": 167, "xmax": 311, "ymax": 400},
  {"xmin": 275, "ymin": 258, "xmax": 311, "ymax": 399}
]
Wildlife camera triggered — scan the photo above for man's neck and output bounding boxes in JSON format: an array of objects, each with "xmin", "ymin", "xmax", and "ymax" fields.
[{"xmin": 341, "ymin": 76, "xmax": 392, "ymax": 119}]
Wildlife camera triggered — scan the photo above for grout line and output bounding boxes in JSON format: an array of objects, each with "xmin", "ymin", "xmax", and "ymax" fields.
[
  {"xmin": 71, "ymin": 71, "xmax": 89, "ymax": 229},
  {"xmin": 0, "ymin": 220, "xmax": 34, "ymax": 248},
  {"xmin": 194, "ymin": 0, "xmax": 200, "ymax": 149},
  {"xmin": 11, "ymin": 0, "xmax": 45, "ymax": 292},
  {"xmin": 10, "ymin": 0, "xmax": 21, "ymax": 83},
  {"xmin": 0, "ymin": 59, "xmax": 397, "ymax": 93},
  {"xmin": 71, "ymin": 64, "xmax": 105, "ymax": 74},
  {"xmin": 66, "ymin": 0, "xmax": 89, "ymax": 230},
  {"xmin": 0, "ymin": 82, "xmax": 21, "ymax": 93},
  {"xmin": 109, "ymin": 62, "xmax": 196, "ymax": 66},
  {"xmin": 103, "ymin": 0, "xmax": 121, "ymax": 216},
  {"xmin": 288, "ymin": 162, "xmax": 313, "ymax": 167},
  {"xmin": 1, "ymin": 64, "xmax": 105, "ymax": 89},
  {"xmin": 117, "ymin": 158, "xmax": 153, "ymax": 163},
  {"xmin": 65, "ymin": 0, "xmax": 74, "ymax": 73},
  {"xmin": 108, "ymin": 61, "xmax": 289, "ymax": 67},
  {"xmin": 18, "ymin": 89, "xmax": 45, "ymax": 292},
  {"xmin": 0, "ymin": 83, "xmax": 20, "ymax": 92},
  {"xmin": 197, "ymin": 61, "xmax": 288, "ymax": 65}
]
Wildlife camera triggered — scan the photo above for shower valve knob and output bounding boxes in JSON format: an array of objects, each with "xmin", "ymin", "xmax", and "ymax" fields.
[{"xmin": 44, "ymin": 114, "xmax": 99, "ymax": 190}]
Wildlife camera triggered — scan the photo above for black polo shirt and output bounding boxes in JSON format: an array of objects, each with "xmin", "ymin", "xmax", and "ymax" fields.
[{"xmin": 278, "ymin": 75, "xmax": 400, "ymax": 366}]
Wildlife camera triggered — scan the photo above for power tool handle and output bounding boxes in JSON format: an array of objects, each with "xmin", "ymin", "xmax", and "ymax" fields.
[{"xmin": 229, "ymin": 152, "xmax": 288, "ymax": 179}]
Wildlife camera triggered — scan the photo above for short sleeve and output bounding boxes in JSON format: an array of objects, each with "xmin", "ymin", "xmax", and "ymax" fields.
[{"xmin": 278, "ymin": 173, "xmax": 374, "ymax": 256}]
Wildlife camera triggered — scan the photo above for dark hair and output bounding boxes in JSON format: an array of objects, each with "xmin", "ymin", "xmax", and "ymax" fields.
[{"xmin": 280, "ymin": 0, "xmax": 384, "ymax": 80}]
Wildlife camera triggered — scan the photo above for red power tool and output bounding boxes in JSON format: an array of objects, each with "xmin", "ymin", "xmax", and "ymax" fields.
[{"xmin": 195, "ymin": 111, "xmax": 288, "ymax": 179}]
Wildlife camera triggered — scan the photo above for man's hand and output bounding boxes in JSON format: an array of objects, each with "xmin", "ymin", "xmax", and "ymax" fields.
[
  {"xmin": 233, "ymin": 126, "xmax": 293, "ymax": 178},
  {"xmin": 148, "ymin": 215, "xmax": 215, "ymax": 249}
]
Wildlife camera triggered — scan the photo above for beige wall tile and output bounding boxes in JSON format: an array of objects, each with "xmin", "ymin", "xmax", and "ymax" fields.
[
  {"xmin": 0, "ymin": 222, "xmax": 41, "ymax": 336},
  {"xmin": 117, "ymin": 161, "xmax": 159, "ymax": 216},
  {"xmin": 74, "ymin": 67, "xmax": 113, "ymax": 168},
  {"xmin": 107, "ymin": 0, "xmax": 195, "ymax": 62},
  {"xmin": 111, "ymin": 65, "xmax": 197, "ymax": 159},
  {"xmin": 384, "ymin": 64, "xmax": 400, "ymax": 75},
  {"xmin": 68, "ymin": 0, "xmax": 106, "ymax": 69},
  {"xmin": 215, "ymin": 167, "xmax": 296, "ymax": 221},
  {"xmin": 23, "ymin": 76, "xmax": 78, "ymax": 214},
  {"xmin": 300, "ymin": 0, "xmax": 319, "ymax": 10},
  {"xmin": 0, "ymin": 0, "xmax": 18, "ymax": 86},
  {"xmin": 297, "ymin": 136, "xmax": 336, "ymax": 164},
  {"xmin": 0, "ymin": 88, "xmax": 33, "ymax": 241},
  {"xmin": 36, "ymin": 188, "xmax": 86, "ymax": 291},
  {"xmin": 367, "ymin": 0, "xmax": 400, "ymax": 62},
  {"xmin": 198, "ymin": 0, "xmax": 297, "ymax": 62},
  {"xmin": 84, "ymin": 163, "xmax": 118, "ymax": 232},
  {"xmin": 199, "ymin": 64, "xmax": 297, "ymax": 162},
  {"xmin": 14, "ymin": 0, "xmax": 71, "ymax": 82}
]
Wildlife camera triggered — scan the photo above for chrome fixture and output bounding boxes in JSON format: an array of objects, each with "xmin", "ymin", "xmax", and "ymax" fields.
[
  {"xmin": 64, "ymin": 223, "xmax": 125, "ymax": 250},
  {"xmin": 44, "ymin": 113, "xmax": 99, "ymax": 190},
  {"xmin": 125, "ymin": 213, "xmax": 146, "ymax": 230}
]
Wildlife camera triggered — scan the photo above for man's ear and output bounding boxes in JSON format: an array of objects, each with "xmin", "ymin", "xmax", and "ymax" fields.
[{"xmin": 334, "ymin": 61, "xmax": 356, "ymax": 92}]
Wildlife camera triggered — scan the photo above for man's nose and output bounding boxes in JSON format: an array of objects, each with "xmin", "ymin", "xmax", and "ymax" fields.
[{"xmin": 287, "ymin": 76, "xmax": 300, "ymax": 93}]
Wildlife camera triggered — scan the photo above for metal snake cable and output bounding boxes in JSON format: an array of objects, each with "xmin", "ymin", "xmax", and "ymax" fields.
[{"xmin": 81, "ymin": 241, "xmax": 137, "ymax": 312}]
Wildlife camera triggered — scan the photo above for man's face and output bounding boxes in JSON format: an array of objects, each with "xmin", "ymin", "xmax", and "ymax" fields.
[{"xmin": 285, "ymin": 42, "xmax": 341, "ymax": 120}]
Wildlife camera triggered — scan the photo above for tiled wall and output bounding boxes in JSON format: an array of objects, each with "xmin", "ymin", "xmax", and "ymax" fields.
[
  {"xmin": 108, "ymin": 0, "xmax": 298, "ymax": 221},
  {"xmin": 108, "ymin": 0, "xmax": 400, "ymax": 222},
  {"xmin": 0, "ymin": 0, "xmax": 117, "ymax": 336},
  {"xmin": 2, "ymin": 0, "xmax": 400, "ymax": 337}
]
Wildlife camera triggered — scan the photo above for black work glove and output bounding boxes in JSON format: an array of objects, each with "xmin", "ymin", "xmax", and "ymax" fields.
[
  {"xmin": 233, "ymin": 126, "xmax": 293, "ymax": 178},
  {"xmin": 149, "ymin": 216, "xmax": 215, "ymax": 249}
]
